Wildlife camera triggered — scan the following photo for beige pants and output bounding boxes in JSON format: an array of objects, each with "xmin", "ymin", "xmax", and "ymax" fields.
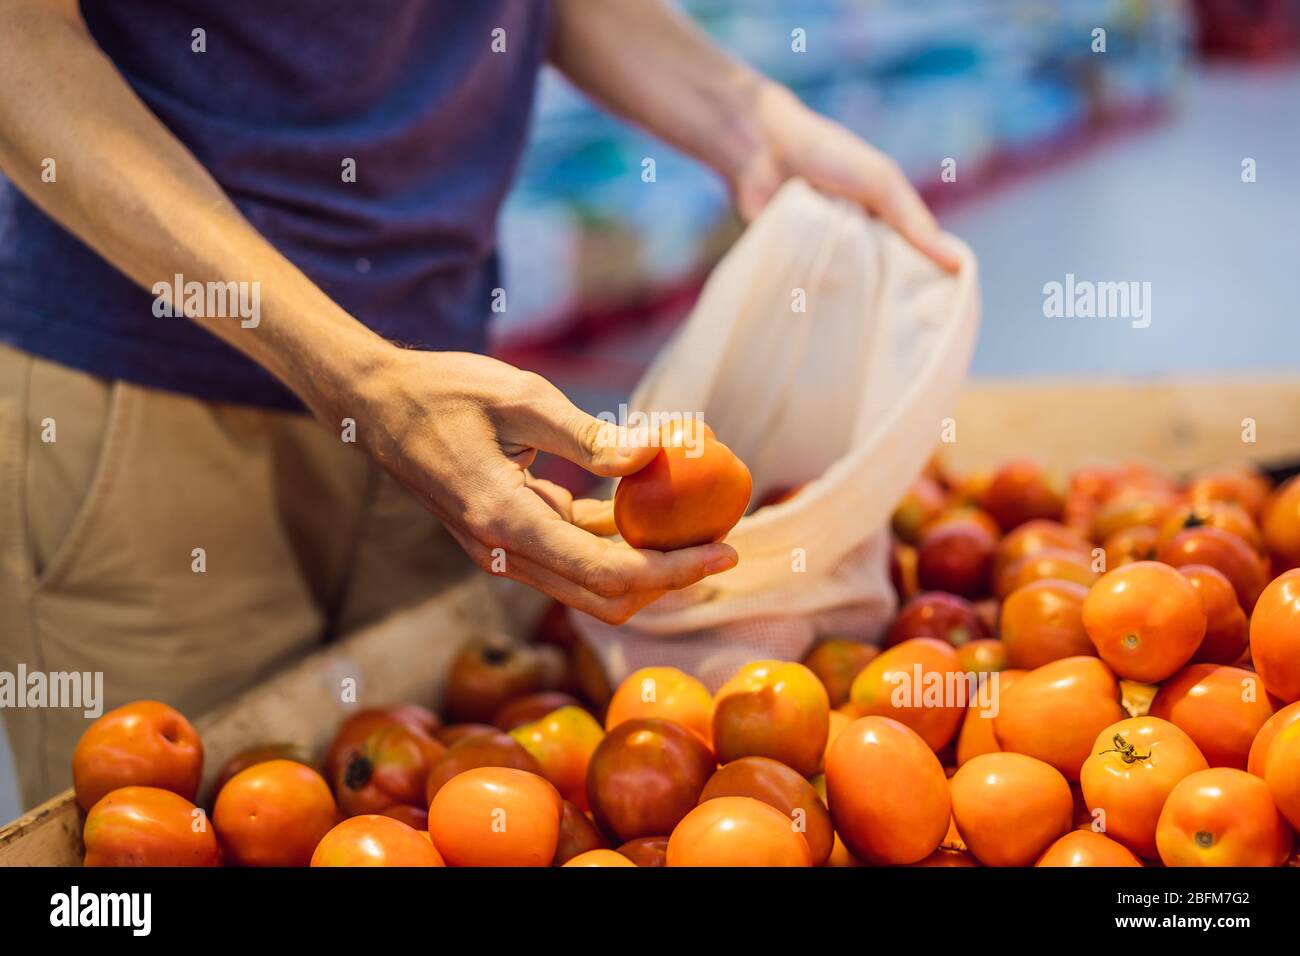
[{"xmin": 0, "ymin": 344, "xmax": 470, "ymax": 809}]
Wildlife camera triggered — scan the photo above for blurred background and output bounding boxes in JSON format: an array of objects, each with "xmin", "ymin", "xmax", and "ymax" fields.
[
  {"xmin": 3, "ymin": 0, "xmax": 1300, "ymax": 823},
  {"xmin": 494, "ymin": 0, "xmax": 1300, "ymax": 485}
]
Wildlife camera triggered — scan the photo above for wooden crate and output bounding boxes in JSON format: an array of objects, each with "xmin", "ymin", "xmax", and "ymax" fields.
[{"xmin": 0, "ymin": 574, "xmax": 517, "ymax": 866}]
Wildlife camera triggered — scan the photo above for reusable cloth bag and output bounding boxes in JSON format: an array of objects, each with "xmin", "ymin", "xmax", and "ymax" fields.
[{"xmin": 572, "ymin": 179, "xmax": 980, "ymax": 689}]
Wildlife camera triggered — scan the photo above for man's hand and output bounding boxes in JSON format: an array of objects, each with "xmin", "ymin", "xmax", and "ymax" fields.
[
  {"xmin": 728, "ymin": 82, "xmax": 961, "ymax": 273},
  {"xmin": 348, "ymin": 349, "xmax": 738, "ymax": 624}
]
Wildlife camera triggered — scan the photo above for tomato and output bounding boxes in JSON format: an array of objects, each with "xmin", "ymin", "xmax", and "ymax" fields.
[
  {"xmin": 1178, "ymin": 564, "xmax": 1249, "ymax": 665},
  {"xmin": 72, "ymin": 700, "xmax": 203, "ymax": 812},
  {"xmin": 1158, "ymin": 526, "xmax": 1269, "ymax": 613},
  {"xmin": 955, "ymin": 639, "xmax": 1007, "ymax": 674},
  {"xmin": 604, "ymin": 666, "xmax": 713, "ymax": 744},
  {"xmin": 802, "ymin": 639, "xmax": 880, "ymax": 708},
  {"xmin": 822, "ymin": 708, "xmax": 851, "ymax": 770},
  {"xmin": 1091, "ymin": 495, "xmax": 1175, "ymax": 544},
  {"xmin": 993, "ymin": 656, "xmax": 1123, "ymax": 781},
  {"xmin": 886, "ymin": 592, "xmax": 988, "ymax": 648},
  {"xmin": 552, "ymin": 800, "xmax": 606, "ymax": 865},
  {"xmin": 434, "ymin": 723, "xmax": 498, "ymax": 747},
  {"xmin": 616, "ymin": 836, "xmax": 669, "ymax": 867},
  {"xmin": 916, "ymin": 519, "xmax": 996, "ymax": 598},
  {"xmin": 562, "ymin": 848, "xmax": 638, "ymax": 867},
  {"xmin": 324, "ymin": 705, "xmax": 440, "ymax": 784},
  {"xmin": 587, "ymin": 718, "xmax": 716, "ymax": 843},
  {"xmin": 210, "ymin": 743, "xmax": 317, "ymax": 803},
  {"xmin": 699, "ymin": 756, "xmax": 833, "ymax": 866},
  {"xmin": 955, "ymin": 669, "xmax": 1026, "ymax": 766},
  {"xmin": 509, "ymin": 705, "xmax": 605, "ymax": 809},
  {"xmin": 848, "ymin": 638, "xmax": 965, "ymax": 751},
  {"xmin": 1081, "ymin": 561, "xmax": 1206, "ymax": 682},
  {"xmin": 444, "ymin": 636, "xmax": 565, "ymax": 724},
  {"xmin": 492, "ymin": 692, "xmax": 583, "ymax": 731},
  {"xmin": 824, "ymin": 716, "xmax": 950, "ymax": 865},
  {"xmin": 334, "ymin": 724, "xmax": 445, "ymax": 817},
  {"xmin": 1149, "ymin": 664, "xmax": 1277, "ymax": 770},
  {"xmin": 1187, "ymin": 468, "xmax": 1270, "ymax": 520},
  {"xmin": 890, "ymin": 538, "xmax": 921, "ymax": 603},
  {"xmin": 994, "ymin": 548, "xmax": 1098, "ymax": 599},
  {"xmin": 667, "ymin": 796, "xmax": 812, "ymax": 867},
  {"xmin": 1248, "ymin": 700, "xmax": 1300, "ymax": 777},
  {"xmin": 949, "ymin": 752, "xmax": 1072, "ymax": 866},
  {"xmin": 1262, "ymin": 475, "xmax": 1300, "ymax": 569},
  {"xmin": 614, "ymin": 420, "xmax": 752, "ymax": 550},
  {"xmin": 83, "ymin": 786, "xmax": 220, "ymax": 867},
  {"xmin": 1035, "ymin": 830, "xmax": 1142, "ymax": 867},
  {"xmin": 1263, "ymin": 721, "xmax": 1300, "ymax": 830},
  {"xmin": 992, "ymin": 520, "xmax": 1090, "ymax": 582},
  {"xmin": 1157, "ymin": 500, "xmax": 1262, "ymax": 552},
  {"xmin": 379, "ymin": 803, "xmax": 428, "ymax": 831},
  {"xmin": 1249, "ymin": 568, "xmax": 1300, "ymax": 702},
  {"xmin": 1102, "ymin": 525, "xmax": 1159, "ymax": 569},
  {"xmin": 982, "ymin": 459, "xmax": 1065, "ymax": 531},
  {"xmin": 213, "ymin": 759, "xmax": 338, "ymax": 867},
  {"xmin": 1079, "ymin": 717, "xmax": 1208, "ymax": 858},
  {"xmin": 891, "ymin": 476, "xmax": 947, "ymax": 545},
  {"xmin": 425, "ymin": 731, "xmax": 544, "ymax": 804},
  {"xmin": 1156, "ymin": 768, "xmax": 1291, "ymax": 867},
  {"xmin": 428, "ymin": 767, "xmax": 563, "ymax": 867},
  {"xmin": 713, "ymin": 661, "xmax": 828, "ymax": 776},
  {"xmin": 310, "ymin": 815, "xmax": 444, "ymax": 867},
  {"xmin": 999, "ymin": 579, "xmax": 1094, "ymax": 669}
]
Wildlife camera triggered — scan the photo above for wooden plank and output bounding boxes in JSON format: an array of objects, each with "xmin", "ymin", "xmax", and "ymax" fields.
[
  {"xmin": 949, "ymin": 376, "xmax": 1300, "ymax": 476},
  {"xmin": 0, "ymin": 573, "xmax": 509, "ymax": 866}
]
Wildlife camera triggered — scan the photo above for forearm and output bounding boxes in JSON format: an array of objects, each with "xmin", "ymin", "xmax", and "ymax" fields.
[
  {"xmin": 0, "ymin": 0, "xmax": 389, "ymax": 422},
  {"xmin": 548, "ymin": 0, "xmax": 769, "ymax": 183}
]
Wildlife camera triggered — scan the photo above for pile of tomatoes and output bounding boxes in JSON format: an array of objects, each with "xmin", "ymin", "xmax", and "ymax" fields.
[{"xmin": 70, "ymin": 457, "xmax": 1300, "ymax": 867}]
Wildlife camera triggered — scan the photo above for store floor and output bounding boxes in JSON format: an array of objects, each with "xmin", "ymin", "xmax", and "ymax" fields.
[{"xmin": 1, "ymin": 62, "xmax": 1296, "ymax": 824}]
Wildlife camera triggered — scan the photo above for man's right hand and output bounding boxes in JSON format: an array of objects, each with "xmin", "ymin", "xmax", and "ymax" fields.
[{"xmin": 345, "ymin": 348, "xmax": 738, "ymax": 624}]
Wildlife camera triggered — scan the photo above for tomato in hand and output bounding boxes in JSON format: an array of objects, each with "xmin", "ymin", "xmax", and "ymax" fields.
[
  {"xmin": 614, "ymin": 419, "xmax": 752, "ymax": 551},
  {"xmin": 83, "ymin": 786, "xmax": 220, "ymax": 867},
  {"xmin": 72, "ymin": 700, "xmax": 203, "ymax": 812}
]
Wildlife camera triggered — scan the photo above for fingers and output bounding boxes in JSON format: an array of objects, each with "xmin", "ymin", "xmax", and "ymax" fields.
[
  {"xmin": 513, "ymin": 376, "xmax": 660, "ymax": 478},
  {"xmin": 858, "ymin": 157, "xmax": 962, "ymax": 274},
  {"xmin": 570, "ymin": 497, "xmax": 618, "ymax": 537}
]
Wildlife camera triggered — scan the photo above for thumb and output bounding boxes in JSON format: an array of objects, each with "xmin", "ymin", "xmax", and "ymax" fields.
[{"xmin": 523, "ymin": 388, "xmax": 659, "ymax": 478}]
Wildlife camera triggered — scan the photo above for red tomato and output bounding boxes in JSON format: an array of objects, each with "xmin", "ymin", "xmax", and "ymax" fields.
[
  {"xmin": 1149, "ymin": 664, "xmax": 1277, "ymax": 770},
  {"xmin": 83, "ymin": 787, "xmax": 220, "ymax": 867},
  {"xmin": 1249, "ymin": 569, "xmax": 1300, "ymax": 703},
  {"xmin": 848, "ymin": 639, "xmax": 965, "ymax": 751},
  {"xmin": 614, "ymin": 420, "xmax": 752, "ymax": 550},
  {"xmin": 213, "ymin": 759, "xmax": 339, "ymax": 867},
  {"xmin": 310, "ymin": 815, "xmax": 444, "ymax": 867},
  {"xmin": 1178, "ymin": 565, "xmax": 1249, "ymax": 665},
  {"xmin": 72, "ymin": 700, "xmax": 203, "ymax": 812},
  {"xmin": 983, "ymin": 459, "xmax": 1065, "ymax": 531},
  {"xmin": 334, "ymin": 724, "xmax": 445, "ymax": 817},
  {"xmin": 1157, "ymin": 526, "xmax": 1269, "ymax": 613},
  {"xmin": 886, "ymin": 592, "xmax": 988, "ymax": 648}
]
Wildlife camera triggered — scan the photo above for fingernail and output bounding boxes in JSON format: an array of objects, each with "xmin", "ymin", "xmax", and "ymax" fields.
[{"xmin": 706, "ymin": 552, "xmax": 738, "ymax": 574}]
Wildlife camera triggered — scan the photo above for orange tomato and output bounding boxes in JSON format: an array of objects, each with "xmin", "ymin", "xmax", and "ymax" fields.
[
  {"xmin": 604, "ymin": 666, "xmax": 713, "ymax": 744},
  {"xmin": 993, "ymin": 656, "xmax": 1123, "ymax": 781},
  {"xmin": 955, "ymin": 638, "xmax": 1007, "ymax": 674},
  {"xmin": 83, "ymin": 786, "xmax": 220, "ymax": 867},
  {"xmin": 1149, "ymin": 664, "xmax": 1277, "ymax": 770},
  {"xmin": 1178, "ymin": 564, "xmax": 1249, "ymax": 665},
  {"xmin": 427, "ymin": 766, "xmax": 562, "ymax": 867},
  {"xmin": 994, "ymin": 548, "xmax": 1099, "ymax": 599},
  {"xmin": 1187, "ymin": 469, "xmax": 1270, "ymax": 520},
  {"xmin": 950, "ymin": 752, "xmax": 1072, "ymax": 866},
  {"xmin": 1249, "ymin": 569, "xmax": 1300, "ymax": 703},
  {"xmin": 1262, "ymin": 475, "xmax": 1300, "ymax": 569},
  {"xmin": 1157, "ymin": 500, "xmax": 1262, "ymax": 553},
  {"xmin": 891, "ymin": 476, "xmax": 948, "ymax": 545},
  {"xmin": 1091, "ymin": 495, "xmax": 1175, "ymax": 544},
  {"xmin": 999, "ymin": 579, "xmax": 1094, "ymax": 669},
  {"xmin": 1102, "ymin": 524, "xmax": 1160, "ymax": 570},
  {"xmin": 801, "ymin": 639, "xmax": 881, "ymax": 709},
  {"xmin": 1248, "ymin": 700, "xmax": 1300, "ymax": 777},
  {"xmin": 1035, "ymin": 830, "xmax": 1142, "ymax": 867},
  {"xmin": 562, "ymin": 848, "xmax": 638, "ymax": 867},
  {"xmin": 213, "ymin": 759, "xmax": 338, "ymax": 867},
  {"xmin": 955, "ymin": 669, "xmax": 1026, "ymax": 766},
  {"xmin": 699, "ymin": 756, "xmax": 833, "ymax": 866},
  {"xmin": 824, "ymin": 716, "xmax": 950, "ymax": 865},
  {"xmin": 848, "ymin": 638, "xmax": 965, "ymax": 751},
  {"xmin": 72, "ymin": 700, "xmax": 203, "ymax": 812},
  {"xmin": 509, "ymin": 706, "xmax": 605, "ymax": 810},
  {"xmin": 1079, "ymin": 717, "xmax": 1208, "ymax": 858},
  {"xmin": 1158, "ymin": 526, "xmax": 1269, "ymax": 613},
  {"xmin": 1081, "ymin": 561, "xmax": 1205, "ymax": 682},
  {"xmin": 712, "ymin": 660, "xmax": 828, "ymax": 777},
  {"xmin": 992, "ymin": 520, "xmax": 1090, "ymax": 582},
  {"xmin": 310, "ymin": 815, "xmax": 445, "ymax": 867},
  {"xmin": 666, "ymin": 796, "xmax": 812, "ymax": 867},
  {"xmin": 614, "ymin": 419, "xmax": 752, "ymax": 551},
  {"xmin": 1263, "ymin": 721, "xmax": 1300, "ymax": 830},
  {"xmin": 1155, "ymin": 768, "xmax": 1291, "ymax": 867}
]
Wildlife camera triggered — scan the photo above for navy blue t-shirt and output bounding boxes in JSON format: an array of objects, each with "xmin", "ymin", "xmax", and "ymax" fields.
[{"xmin": 0, "ymin": 1, "xmax": 551, "ymax": 409}]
